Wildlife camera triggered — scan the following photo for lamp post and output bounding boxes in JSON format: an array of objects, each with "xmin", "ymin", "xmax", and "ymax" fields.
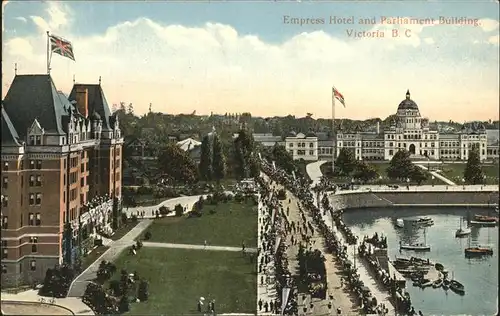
[
  {"xmin": 378, "ymin": 175, "xmax": 382, "ymax": 187},
  {"xmin": 431, "ymin": 175, "xmax": 435, "ymax": 187},
  {"xmin": 351, "ymin": 178, "xmax": 354, "ymax": 190},
  {"xmin": 462, "ymin": 178, "xmax": 465, "ymax": 190}
]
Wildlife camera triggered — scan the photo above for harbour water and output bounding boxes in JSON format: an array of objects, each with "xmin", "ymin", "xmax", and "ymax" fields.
[{"xmin": 341, "ymin": 207, "xmax": 498, "ymax": 316}]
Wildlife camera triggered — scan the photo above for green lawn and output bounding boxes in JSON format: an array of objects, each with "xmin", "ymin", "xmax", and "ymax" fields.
[
  {"xmin": 141, "ymin": 201, "xmax": 257, "ymax": 247},
  {"xmin": 439, "ymin": 163, "xmax": 499, "ymax": 184},
  {"xmin": 114, "ymin": 247, "xmax": 257, "ymax": 315},
  {"xmin": 320, "ymin": 162, "xmax": 442, "ymax": 185}
]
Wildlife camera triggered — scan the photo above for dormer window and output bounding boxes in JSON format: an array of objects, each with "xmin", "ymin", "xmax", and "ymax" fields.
[
  {"xmin": 35, "ymin": 135, "xmax": 41, "ymax": 145},
  {"xmin": 29, "ymin": 135, "xmax": 35, "ymax": 145}
]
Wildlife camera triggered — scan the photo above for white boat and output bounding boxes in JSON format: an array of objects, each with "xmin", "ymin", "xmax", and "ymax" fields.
[
  {"xmin": 400, "ymin": 227, "xmax": 431, "ymax": 252},
  {"xmin": 455, "ymin": 218, "xmax": 471, "ymax": 238},
  {"xmin": 469, "ymin": 220, "xmax": 497, "ymax": 227},
  {"xmin": 396, "ymin": 218, "xmax": 404, "ymax": 228}
]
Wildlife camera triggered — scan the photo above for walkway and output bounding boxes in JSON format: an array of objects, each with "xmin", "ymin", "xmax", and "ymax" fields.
[
  {"xmin": 320, "ymin": 212, "xmax": 395, "ymax": 315},
  {"xmin": 256, "ymin": 191, "xmax": 278, "ymax": 315},
  {"xmin": 415, "ymin": 164, "xmax": 456, "ymax": 185},
  {"xmin": 306, "ymin": 160, "xmax": 327, "ymax": 187},
  {"xmin": 67, "ymin": 219, "xmax": 153, "ymax": 297},
  {"xmin": 142, "ymin": 241, "xmax": 257, "ymax": 253},
  {"xmin": 1, "ymin": 290, "xmax": 94, "ymax": 315},
  {"xmin": 123, "ymin": 194, "xmax": 207, "ymax": 218}
]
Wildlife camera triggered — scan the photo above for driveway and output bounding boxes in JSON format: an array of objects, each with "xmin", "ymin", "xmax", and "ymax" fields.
[{"xmin": 306, "ymin": 160, "xmax": 327, "ymax": 186}]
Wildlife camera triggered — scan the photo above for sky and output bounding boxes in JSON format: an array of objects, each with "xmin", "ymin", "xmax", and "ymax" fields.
[{"xmin": 2, "ymin": 1, "xmax": 499, "ymax": 121}]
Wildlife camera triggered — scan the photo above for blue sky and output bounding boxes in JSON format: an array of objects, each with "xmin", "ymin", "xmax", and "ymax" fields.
[{"xmin": 2, "ymin": 1, "xmax": 499, "ymax": 120}]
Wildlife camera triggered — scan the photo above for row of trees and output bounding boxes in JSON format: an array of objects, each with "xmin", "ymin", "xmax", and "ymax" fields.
[
  {"xmin": 199, "ymin": 134, "xmax": 227, "ymax": 183},
  {"xmin": 156, "ymin": 128, "xmax": 260, "ymax": 186}
]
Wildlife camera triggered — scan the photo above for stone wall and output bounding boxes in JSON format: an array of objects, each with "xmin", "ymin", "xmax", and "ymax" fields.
[{"xmin": 329, "ymin": 191, "xmax": 499, "ymax": 211}]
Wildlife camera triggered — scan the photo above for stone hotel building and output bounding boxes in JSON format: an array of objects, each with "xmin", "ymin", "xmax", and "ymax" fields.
[{"xmin": 1, "ymin": 74, "xmax": 123, "ymax": 287}]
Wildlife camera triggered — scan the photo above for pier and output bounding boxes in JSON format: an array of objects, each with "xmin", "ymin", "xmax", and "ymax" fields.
[
  {"xmin": 322, "ymin": 213, "xmax": 395, "ymax": 315},
  {"xmin": 387, "ymin": 260, "xmax": 406, "ymax": 287}
]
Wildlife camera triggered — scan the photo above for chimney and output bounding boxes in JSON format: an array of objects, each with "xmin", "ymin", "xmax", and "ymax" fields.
[
  {"xmin": 376, "ymin": 121, "xmax": 380, "ymax": 134},
  {"xmin": 75, "ymin": 87, "xmax": 88, "ymax": 117}
]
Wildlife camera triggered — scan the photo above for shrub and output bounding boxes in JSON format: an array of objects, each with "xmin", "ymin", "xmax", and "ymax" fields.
[
  {"xmin": 96, "ymin": 260, "xmax": 116, "ymax": 283},
  {"xmin": 234, "ymin": 192, "xmax": 244, "ymax": 203},
  {"xmin": 119, "ymin": 295, "xmax": 130, "ymax": 313},
  {"xmin": 136, "ymin": 240, "xmax": 143, "ymax": 249},
  {"xmin": 82, "ymin": 282, "xmax": 117, "ymax": 314},
  {"xmin": 121, "ymin": 212, "xmax": 129, "ymax": 224},
  {"xmin": 131, "ymin": 214, "xmax": 138, "ymax": 223},
  {"xmin": 174, "ymin": 204, "xmax": 184, "ymax": 217},
  {"xmin": 159, "ymin": 205, "xmax": 170, "ymax": 216},
  {"xmin": 39, "ymin": 264, "xmax": 75, "ymax": 298},
  {"xmin": 144, "ymin": 231, "xmax": 152, "ymax": 241},
  {"xmin": 137, "ymin": 280, "xmax": 149, "ymax": 302},
  {"xmin": 109, "ymin": 280, "xmax": 122, "ymax": 296},
  {"xmin": 137, "ymin": 186, "xmax": 154, "ymax": 195}
]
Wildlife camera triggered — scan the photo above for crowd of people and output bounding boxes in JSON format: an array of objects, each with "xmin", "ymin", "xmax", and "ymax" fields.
[
  {"xmin": 260, "ymin": 159, "xmax": 421, "ymax": 315},
  {"xmin": 255, "ymin": 175, "xmax": 298, "ymax": 315}
]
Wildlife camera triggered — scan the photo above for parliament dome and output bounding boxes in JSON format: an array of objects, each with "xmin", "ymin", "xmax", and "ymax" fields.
[{"xmin": 397, "ymin": 90, "xmax": 419, "ymax": 110}]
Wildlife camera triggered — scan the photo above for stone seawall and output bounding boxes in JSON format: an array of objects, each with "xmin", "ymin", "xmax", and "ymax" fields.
[{"xmin": 329, "ymin": 191, "xmax": 499, "ymax": 211}]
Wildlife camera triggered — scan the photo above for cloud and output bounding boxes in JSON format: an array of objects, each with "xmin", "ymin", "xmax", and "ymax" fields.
[
  {"xmin": 30, "ymin": 2, "xmax": 71, "ymax": 33},
  {"xmin": 479, "ymin": 18, "xmax": 499, "ymax": 32},
  {"xmin": 15, "ymin": 16, "xmax": 27, "ymax": 23},
  {"xmin": 2, "ymin": 4, "xmax": 499, "ymax": 121}
]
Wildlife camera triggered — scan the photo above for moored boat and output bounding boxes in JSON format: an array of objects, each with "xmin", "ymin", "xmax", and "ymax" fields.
[
  {"xmin": 434, "ymin": 263, "xmax": 444, "ymax": 271},
  {"xmin": 474, "ymin": 214, "xmax": 498, "ymax": 222},
  {"xmin": 456, "ymin": 227, "xmax": 471, "ymax": 237},
  {"xmin": 464, "ymin": 246, "xmax": 494, "ymax": 257},
  {"xmin": 400, "ymin": 242, "xmax": 431, "ymax": 252},
  {"xmin": 396, "ymin": 218, "xmax": 404, "ymax": 228},
  {"xmin": 421, "ymin": 279, "xmax": 433, "ymax": 288},
  {"xmin": 449, "ymin": 279, "xmax": 465, "ymax": 294},
  {"xmin": 470, "ymin": 220, "xmax": 497, "ymax": 227}
]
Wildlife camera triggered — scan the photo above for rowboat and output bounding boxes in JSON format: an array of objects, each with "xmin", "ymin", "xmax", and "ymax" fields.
[
  {"xmin": 464, "ymin": 246, "xmax": 494, "ymax": 257},
  {"xmin": 450, "ymin": 279, "xmax": 465, "ymax": 295},
  {"xmin": 442, "ymin": 279, "xmax": 450, "ymax": 290}
]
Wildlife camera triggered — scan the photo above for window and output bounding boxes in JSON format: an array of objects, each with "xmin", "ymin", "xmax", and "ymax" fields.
[
  {"xmin": 309, "ymin": 150, "xmax": 314, "ymax": 155},
  {"xmin": 29, "ymin": 175, "xmax": 35, "ymax": 186},
  {"xmin": 2, "ymin": 246, "xmax": 7, "ymax": 259},
  {"xmin": 36, "ymin": 213, "xmax": 41, "ymax": 226},
  {"xmin": 36, "ymin": 175, "xmax": 42, "ymax": 186},
  {"xmin": 81, "ymin": 163, "xmax": 85, "ymax": 173},
  {"xmin": 80, "ymin": 177, "xmax": 85, "ymax": 187},
  {"xmin": 30, "ymin": 160, "xmax": 35, "ymax": 169},
  {"xmin": 36, "ymin": 160, "xmax": 42, "ymax": 169},
  {"xmin": 2, "ymin": 265, "xmax": 6, "ymax": 273},
  {"xmin": 29, "ymin": 193, "xmax": 35, "ymax": 205},
  {"xmin": 29, "ymin": 135, "xmax": 35, "ymax": 145},
  {"xmin": 29, "ymin": 213, "xmax": 34, "ymax": 226},
  {"xmin": 30, "ymin": 237, "xmax": 38, "ymax": 253},
  {"xmin": 2, "ymin": 177, "xmax": 7, "ymax": 189},
  {"xmin": 309, "ymin": 143, "xmax": 314, "ymax": 148},
  {"xmin": 389, "ymin": 150, "xmax": 394, "ymax": 155},
  {"xmin": 30, "ymin": 260, "xmax": 36, "ymax": 271},
  {"xmin": 2, "ymin": 196, "xmax": 8, "ymax": 207},
  {"xmin": 3, "ymin": 162, "xmax": 8, "ymax": 171},
  {"xmin": 35, "ymin": 193, "xmax": 42, "ymax": 205},
  {"xmin": 1, "ymin": 216, "xmax": 7, "ymax": 229},
  {"xmin": 35, "ymin": 135, "xmax": 41, "ymax": 145}
]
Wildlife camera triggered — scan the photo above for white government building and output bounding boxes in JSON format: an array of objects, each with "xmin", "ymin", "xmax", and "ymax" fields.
[{"xmin": 255, "ymin": 90, "xmax": 499, "ymax": 162}]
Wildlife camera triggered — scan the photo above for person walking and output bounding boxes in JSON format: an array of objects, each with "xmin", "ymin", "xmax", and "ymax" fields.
[
  {"xmin": 204, "ymin": 240, "xmax": 207, "ymax": 249},
  {"xmin": 258, "ymin": 299, "xmax": 263, "ymax": 311}
]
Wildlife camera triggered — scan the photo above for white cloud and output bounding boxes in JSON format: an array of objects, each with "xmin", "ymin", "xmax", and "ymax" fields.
[
  {"xmin": 479, "ymin": 18, "xmax": 499, "ymax": 32},
  {"xmin": 2, "ymin": 5, "xmax": 499, "ymax": 121},
  {"xmin": 15, "ymin": 16, "xmax": 27, "ymax": 23},
  {"xmin": 30, "ymin": 2, "xmax": 71, "ymax": 33}
]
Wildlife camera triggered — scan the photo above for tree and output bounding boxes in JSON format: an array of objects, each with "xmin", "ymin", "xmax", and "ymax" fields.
[
  {"xmin": 119, "ymin": 295, "xmax": 130, "ymax": 313},
  {"xmin": 353, "ymin": 161, "xmax": 378, "ymax": 183},
  {"xmin": 233, "ymin": 129, "xmax": 256, "ymax": 179},
  {"xmin": 82, "ymin": 282, "xmax": 117, "ymax": 314},
  {"xmin": 272, "ymin": 144, "xmax": 296, "ymax": 174},
  {"xmin": 137, "ymin": 280, "xmax": 149, "ymax": 301},
  {"xmin": 127, "ymin": 103, "xmax": 134, "ymax": 115},
  {"xmin": 198, "ymin": 135, "xmax": 213, "ymax": 181},
  {"xmin": 464, "ymin": 147, "xmax": 484, "ymax": 184},
  {"xmin": 157, "ymin": 143, "xmax": 198, "ymax": 184},
  {"xmin": 386, "ymin": 150, "xmax": 414, "ymax": 180},
  {"xmin": 335, "ymin": 148, "xmax": 357, "ymax": 176},
  {"xmin": 410, "ymin": 166, "xmax": 428, "ymax": 185},
  {"xmin": 212, "ymin": 134, "xmax": 227, "ymax": 184},
  {"xmin": 39, "ymin": 264, "xmax": 75, "ymax": 298}
]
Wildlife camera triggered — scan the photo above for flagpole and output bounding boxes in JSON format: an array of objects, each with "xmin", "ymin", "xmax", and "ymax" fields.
[
  {"xmin": 46, "ymin": 31, "xmax": 50, "ymax": 74},
  {"xmin": 332, "ymin": 86, "xmax": 336, "ymax": 175}
]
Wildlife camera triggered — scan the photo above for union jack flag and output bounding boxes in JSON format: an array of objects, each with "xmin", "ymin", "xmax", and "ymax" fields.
[
  {"xmin": 332, "ymin": 86, "xmax": 345, "ymax": 107},
  {"xmin": 49, "ymin": 34, "xmax": 75, "ymax": 61}
]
